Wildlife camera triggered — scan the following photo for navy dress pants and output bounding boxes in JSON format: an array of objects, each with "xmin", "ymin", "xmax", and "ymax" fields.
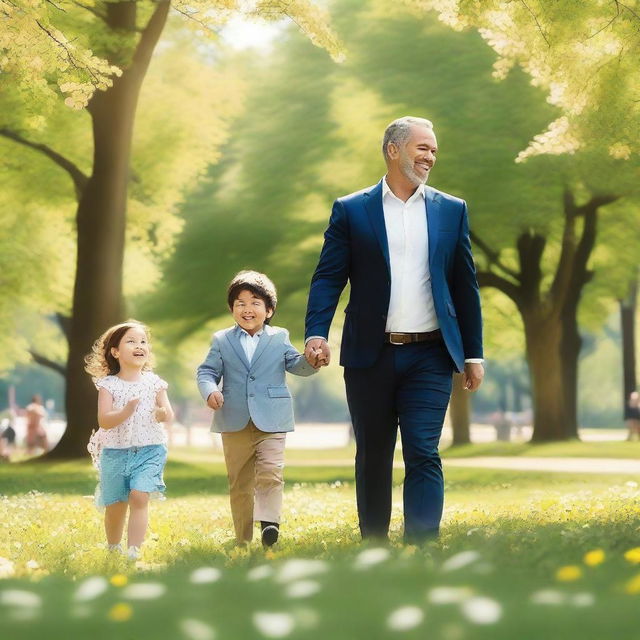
[{"xmin": 344, "ymin": 340, "xmax": 454, "ymax": 542}]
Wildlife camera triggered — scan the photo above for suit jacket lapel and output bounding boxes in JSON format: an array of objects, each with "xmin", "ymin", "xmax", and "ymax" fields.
[
  {"xmin": 250, "ymin": 325, "xmax": 275, "ymax": 369},
  {"xmin": 364, "ymin": 180, "xmax": 391, "ymax": 276},
  {"xmin": 226, "ymin": 328, "xmax": 251, "ymax": 372},
  {"xmin": 425, "ymin": 187, "xmax": 442, "ymax": 274}
]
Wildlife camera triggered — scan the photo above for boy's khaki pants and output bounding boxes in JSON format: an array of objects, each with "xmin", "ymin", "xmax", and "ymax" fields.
[{"xmin": 221, "ymin": 420, "xmax": 286, "ymax": 543}]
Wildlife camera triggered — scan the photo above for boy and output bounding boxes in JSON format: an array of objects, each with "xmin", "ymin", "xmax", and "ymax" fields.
[{"xmin": 196, "ymin": 271, "xmax": 318, "ymax": 546}]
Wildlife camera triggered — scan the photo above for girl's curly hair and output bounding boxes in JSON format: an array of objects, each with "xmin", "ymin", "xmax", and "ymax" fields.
[{"xmin": 84, "ymin": 320, "xmax": 154, "ymax": 379}]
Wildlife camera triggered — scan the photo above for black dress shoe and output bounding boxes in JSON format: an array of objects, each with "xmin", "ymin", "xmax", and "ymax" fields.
[{"xmin": 261, "ymin": 523, "xmax": 279, "ymax": 547}]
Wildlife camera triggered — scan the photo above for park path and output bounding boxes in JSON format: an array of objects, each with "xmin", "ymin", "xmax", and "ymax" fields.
[
  {"xmin": 273, "ymin": 456, "xmax": 640, "ymax": 475},
  {"xmin": 443, "ymin": 456, "xmax": 640, "ymax": 474}
]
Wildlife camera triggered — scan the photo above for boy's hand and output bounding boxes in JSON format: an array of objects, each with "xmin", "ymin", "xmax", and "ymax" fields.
[
  {"xmin": 207, "ymin": 391, "xmax": 224, "ymax": 410},
  {"xmin": 304, "ymin": 339, "xmax": 330, "ymax": 368}
]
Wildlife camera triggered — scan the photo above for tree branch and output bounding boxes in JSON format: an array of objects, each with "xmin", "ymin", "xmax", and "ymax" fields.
[
  {"xmin": 470, "ymin": 230, "xmax": 521, "ymax": 281},
  {"xmin": 55, "ymin": 313, "xmax": 71, "ymax": 342},
  {"xmin": 516, "ymin": 230, "xmax": 546, "ymax": 306},
  {"xmin": 0, "ymin": 128, "xmax": 88, "ymax": 200},
  {"xmin": 29, "ymin": 350, "xmax": 66, "ymax": 377},
  {"xmin": 476, "ymin": 270, "xmax": 523, "ymax": 307}
]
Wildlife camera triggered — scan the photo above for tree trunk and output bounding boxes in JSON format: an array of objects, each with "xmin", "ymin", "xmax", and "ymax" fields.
[
  {"xmin": 45, "ymin": 1, "xmax": 170, "ymax": 459},
  {"xmin": 524, "ymin": 313, "xmax": 578, "ymax": 441},
  {"xmin": 621, "ymin": 276, "xmax": 638, "ymax": 418},
  {"xmin": 449, "ymin": 373, "xmax": 471, "ymax": 445}
]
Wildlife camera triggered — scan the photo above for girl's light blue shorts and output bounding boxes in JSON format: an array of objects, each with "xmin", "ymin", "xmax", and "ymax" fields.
[{"xmin": 98, "ymin": 444, "xmax": 167, "ymax": 507}]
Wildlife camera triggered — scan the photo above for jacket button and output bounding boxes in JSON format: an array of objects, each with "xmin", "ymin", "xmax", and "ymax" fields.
[
  {"xmin": 249, "ymin": 393, "xmax": 254, "ymax": 398},
  {"xmin": 249, "ymin": 376, "xmax": 255, "ymax": 381}
]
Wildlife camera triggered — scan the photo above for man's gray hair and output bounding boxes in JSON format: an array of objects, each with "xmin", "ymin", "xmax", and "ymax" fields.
[{"xmin": 382, "ymin": 116, "xmax": 433, "ymax": 160}]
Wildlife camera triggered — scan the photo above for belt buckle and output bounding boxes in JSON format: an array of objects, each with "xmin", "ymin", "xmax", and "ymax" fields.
[{"xmin": 389, "ymin": 332, "xmax": 405, "ymax": 345}]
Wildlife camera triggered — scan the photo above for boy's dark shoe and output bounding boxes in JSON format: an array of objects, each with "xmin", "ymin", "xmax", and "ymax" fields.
[{"xmin": 261, "ymin": 521, "xmax": 279, "ymax": 548}]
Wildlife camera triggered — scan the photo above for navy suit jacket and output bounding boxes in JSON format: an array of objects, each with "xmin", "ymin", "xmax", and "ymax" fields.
[{"xmin": 304, "ymin": 180, "xmax": 483, "ymax": 372}]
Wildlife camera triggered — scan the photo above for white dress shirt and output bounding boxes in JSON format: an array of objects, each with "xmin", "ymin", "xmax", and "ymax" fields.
[
  {"xmin": 382, "ymin": 178, "xmax": 438, "ymax": 333},
  {"xmin": 239, "ymin": 327, "xmax": 263, "ymax": 363}
]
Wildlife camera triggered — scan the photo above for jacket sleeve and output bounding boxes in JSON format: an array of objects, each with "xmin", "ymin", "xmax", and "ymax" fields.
[
  {"xmin": 282, "ymin": 330, "xmax": 318, "ymax": 377},
  {"xmin": 451, "ymin": 201, "xmax": 483, "ymax": 360},
  {"xmin": 305, "ymin": 198, "xmax": 351, "ymax": 341},
  {"xmin": 196, "ymin": 336, "xmax": 224, "ymax": 401}
]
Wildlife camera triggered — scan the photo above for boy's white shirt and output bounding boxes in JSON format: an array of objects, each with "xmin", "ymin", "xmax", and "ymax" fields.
[{"xmin": 238, "ymin": 326, "xmax": 263, "ymax": 363}]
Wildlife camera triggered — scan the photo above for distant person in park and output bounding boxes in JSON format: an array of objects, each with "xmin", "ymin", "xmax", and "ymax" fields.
[
  {"xmin": 625, "ymin": 390, "xmax": 640, "ymax": 441},
  {"xmin": 25, "ymin": 394, "xmax": 49, "ymax": 455},
  {"xmin": 197, "ymin": 271, "xmax": 318, "ymax": 547},
  {"xmin": 85, "ymin": 320, "xmax": 174, "ymax": 561},
  {"xmin": 0, "ymin": 409, "xmax": 17, "ymax": 461},
  {"xmin": 305, "ymin": 116, "xmax": 484, "ymax": 543}
]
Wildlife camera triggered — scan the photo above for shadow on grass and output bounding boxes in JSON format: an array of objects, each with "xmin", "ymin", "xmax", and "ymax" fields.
[{"xmin": 0, "ymin": 457, "xmax": 355, "ymax": 497}]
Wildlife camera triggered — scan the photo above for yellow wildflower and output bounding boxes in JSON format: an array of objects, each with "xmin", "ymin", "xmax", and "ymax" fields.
[
  {"xmin": 583, "ymin": 549, "xmax": 605, "ymax": 567},
  {"xmin": 556, "ymin": 565, "xmax": 582, "ymax": 582},
  {"xmin": 108, "ymin": 603, "xmax": 133, "ymax": 622},
  {"xmin": 624, "ymin": 548, "xmax": 640, "ymax": 565},
  {"xmin": 624, "ymin": 574, "xmax": 640, "ymax": 595},
  {"xmin": 110, "ymin": 574, "xmax": 128, "ymax": 587}
]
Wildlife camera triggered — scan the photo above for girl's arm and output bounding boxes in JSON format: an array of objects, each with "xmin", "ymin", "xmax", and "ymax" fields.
[
  {"xmin": 155, "ymin": 389, "xmax": 174, "ymax": 424},
  {"xmin": 97, "ymin": 387, "xmax": 139, "ymax": 430}
]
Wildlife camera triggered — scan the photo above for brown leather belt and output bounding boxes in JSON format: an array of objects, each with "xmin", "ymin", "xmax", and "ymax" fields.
[{"xmin": 385, "ymin": 330, "xmax": 442, "ymax": 345}]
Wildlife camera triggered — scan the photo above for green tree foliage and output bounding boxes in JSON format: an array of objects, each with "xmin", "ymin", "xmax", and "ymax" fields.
[
  {"xmin": 1, "ymin": 0, "xmax": 341, "ymax": 457},
  {"xmin": 404, "ymin": 0, "xmax": 640, "ymax": 162}
]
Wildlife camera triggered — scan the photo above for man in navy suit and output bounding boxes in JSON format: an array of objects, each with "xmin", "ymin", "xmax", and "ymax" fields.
[{"xmin": 304, "ymin": 116, "xmax": 484, "ymax": 542}]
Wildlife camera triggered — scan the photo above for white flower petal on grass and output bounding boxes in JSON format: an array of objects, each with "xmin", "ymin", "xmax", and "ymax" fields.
[
  {"xmin": 74, "ymin": 576, "xmax": 109, "ymax": 602},
  {"xmin": 354, "ymin": 547, "xmax": 390, "ymax": 569},
  {"xmin": 253, "ymin": 612, "xmax": 296, "ymax": 637},
  {"xmin": 247, "ymin": 565, "xmax": 274, "ymax": 582},
  {"xmin": 0, "ymin": 557, "xmax": 15, "ymax": 579},
  {"xmin": 285, "ymin": 580, "xmax": 321, "ymax": 599},
  {"xmin": 530, "ymin": 590, "xmax": 566, "ymax": 606},
  {"xmin": 387, "ymin": 606, "xmax": 424, "ymax": 631},
  {"xmin": 427, "ymin": 586, "xmax": 473, "ymax": 605},
  {"xmin": 180, "ymin": 618, "xmax": 216, "ymax": 640},
  {"xmin": 461, "ymin": 596, "xmax": 502, "ymax": 625},
  {"xmin": 122, "ymin": 582, "xmax": 167, "ymax": 600},
  {"xmin": 275, "ymin": 559, "xmax": 328, "ymax": 584},
  {"xmin": 571, "ymin": 593, "xmax": 595, "ymax": 607},
  {"xmin": 190, "ymin": 567, "xmax": 222, "ymax": 584},
  {"xmin": 25, "ymin": 560, "xmax": 40, "ymax": 570},
  {"xmin": 441, "ymin": 551, "xmax": 481, "ymax": 572},
  {"xmin": 0, "ymin": 590, "xmax": 42, "ymax": 608}
]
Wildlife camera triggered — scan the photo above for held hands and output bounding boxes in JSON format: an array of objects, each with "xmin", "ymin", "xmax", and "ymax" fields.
[
  {"xmin": 304, "ymin": 338, "xmax": 330, "ymax": 369},
  {"xmin": 462, "ymin": 363, "xmax": 484, "ymax": 392},
  {"xmin": 207, "ymin": 391, "xmax": 224, "ymax": 410}
]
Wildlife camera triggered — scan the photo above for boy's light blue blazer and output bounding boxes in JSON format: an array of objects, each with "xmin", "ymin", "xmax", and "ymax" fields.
[{"xmin": 196, "ymin": 324, "xmax": 317, "ymax": 433}]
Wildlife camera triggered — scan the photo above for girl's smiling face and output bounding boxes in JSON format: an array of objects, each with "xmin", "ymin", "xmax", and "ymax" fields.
[
  {"xmin": 111, "ymin": 326, "xmax": 150, "ymax": 369},
  {"xmin": 232, "ymin": 289, "xmax": 273, "ymax": 336}
]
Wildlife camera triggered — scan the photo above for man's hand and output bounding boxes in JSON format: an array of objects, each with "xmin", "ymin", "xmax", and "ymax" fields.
[
  {"xmin": 462, "ymin": 363, "xmax": 484, "ymax": 392},
  {"xmin": 304, "ymin": 338, "xmax": 330, "ymax": 369},
  {"xmin": 207, "ymin": 391, "xmax": 224, "ymax": 410}
]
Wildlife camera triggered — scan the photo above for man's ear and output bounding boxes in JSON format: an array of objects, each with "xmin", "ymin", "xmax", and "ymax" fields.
[{"xmin": 387, "ymin": 142, "xmax": 399, "ymax": 159}]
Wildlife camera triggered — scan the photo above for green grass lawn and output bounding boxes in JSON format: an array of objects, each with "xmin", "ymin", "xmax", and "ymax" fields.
[{"xmin": 1, "ymin": 448, "xmax": 640, "ymax": 639}]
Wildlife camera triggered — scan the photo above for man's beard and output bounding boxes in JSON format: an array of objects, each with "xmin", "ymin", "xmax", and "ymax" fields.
[{"xmin": 400, "ymin": 152, "xmax": 428, "ymax": 186}]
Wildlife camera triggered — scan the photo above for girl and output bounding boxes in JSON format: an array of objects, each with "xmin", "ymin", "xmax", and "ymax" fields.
[{"xmin": 85, "ymin": 320, "xmax": 173, "ymax": 560}]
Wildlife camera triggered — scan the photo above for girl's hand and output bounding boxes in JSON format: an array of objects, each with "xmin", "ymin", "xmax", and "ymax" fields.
[
  {"xmin": 126, "ymin": 397, "xmax": 141, "ymax": 412},
  {"xmin": 207, "ymin": 391, "xmax": 224, "ymax": 410},
  {"xmin": 155, "ymin": 406, "xmax": 168, "ymax": 422}
]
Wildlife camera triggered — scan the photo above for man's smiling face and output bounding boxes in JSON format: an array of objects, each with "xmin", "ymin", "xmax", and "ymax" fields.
[{"xmin": 397, "ymin": 125, "xmax": 438, "ymax": 187}]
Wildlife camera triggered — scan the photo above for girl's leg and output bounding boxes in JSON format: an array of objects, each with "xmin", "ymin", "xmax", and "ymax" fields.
[
  {"xmin": 127, "ymin": 490, "xmax": 150, "ymax": 547},
  {"xmin": 105, "ymin": 501, "xmax": 128, "ymax": 545}
]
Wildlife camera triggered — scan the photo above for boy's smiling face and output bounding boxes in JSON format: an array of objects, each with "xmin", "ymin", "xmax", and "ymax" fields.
[{"xmin": 232, "ymin": 289, "xmax": 273, "ymax": 336}]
